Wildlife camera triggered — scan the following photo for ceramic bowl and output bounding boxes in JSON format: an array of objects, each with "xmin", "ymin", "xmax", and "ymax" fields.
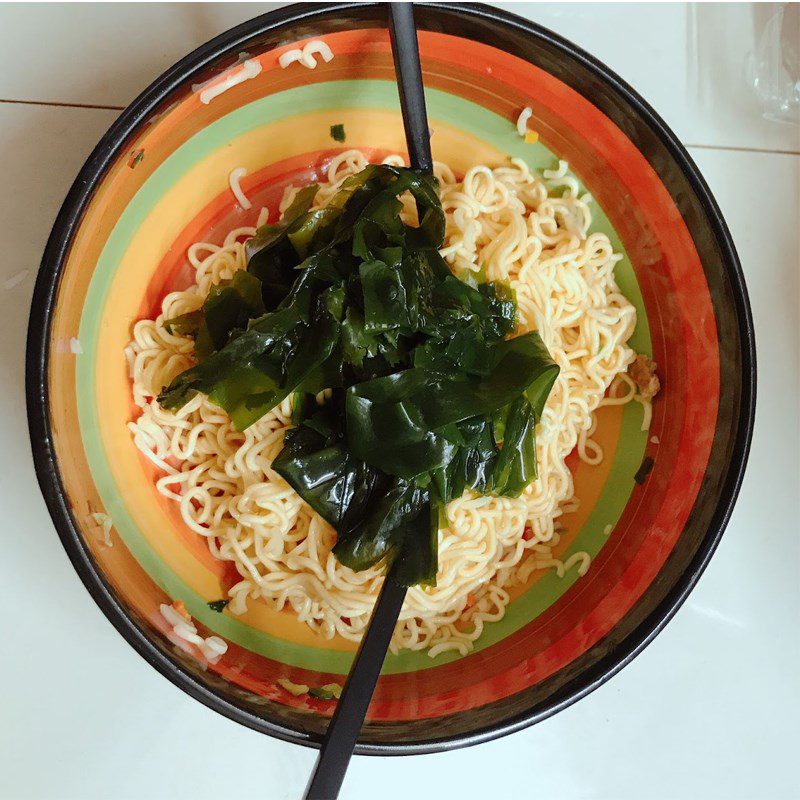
[{"xmin": 26, "ymin": 2, "xmax": 755, "ymax": 753}]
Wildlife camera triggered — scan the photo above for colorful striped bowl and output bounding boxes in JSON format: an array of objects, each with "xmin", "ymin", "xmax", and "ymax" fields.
[{"xmin": 26, "ymin": 3, "xmax": 755, "ymax": 753}]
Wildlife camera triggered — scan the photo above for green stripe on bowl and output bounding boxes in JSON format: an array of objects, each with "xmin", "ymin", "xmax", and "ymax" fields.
[{"xmin": 76, "ymin": 80, "xmax": 650, "ymax": 675}]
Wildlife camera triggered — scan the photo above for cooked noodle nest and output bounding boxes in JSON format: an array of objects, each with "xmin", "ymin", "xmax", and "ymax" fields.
[{"xmin": 126, "ymin": 149, "xmax": 637, "ymax": 657}]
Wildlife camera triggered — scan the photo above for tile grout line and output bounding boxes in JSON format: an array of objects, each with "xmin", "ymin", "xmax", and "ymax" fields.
[
  {"xmin": 0, "ymin": 97, "xmax": 125, "ymax": 111},
  {"xmin": 0, "ymin": 98, "xmax": 797, "ymax": 156},
  {"xmin": 683, "ymin": 142, "xmax": 800, "ymax": 157}
]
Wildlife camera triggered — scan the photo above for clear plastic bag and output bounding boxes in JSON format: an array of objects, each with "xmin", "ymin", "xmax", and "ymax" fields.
[{"xmin": 746, "ymin": 3, "xmax": 800, "ymax": 125}]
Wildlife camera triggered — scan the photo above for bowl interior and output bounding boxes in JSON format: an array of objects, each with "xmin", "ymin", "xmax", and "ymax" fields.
[{"xmin": 35, "ymin": 5, "xmax": 750, "ymax": 751}]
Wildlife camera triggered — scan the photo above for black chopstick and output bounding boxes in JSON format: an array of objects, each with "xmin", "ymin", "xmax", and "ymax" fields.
[
  {"xmin": 303, "ymin": 564, "xmax": 407, "ymax": 800},
  {"xmin": 388, "ymin": 2, "xmax": 433, "ymax": 173},
  {"xmin": 303, "ymin": 5, "xmax": 431, "ymax": 799}
]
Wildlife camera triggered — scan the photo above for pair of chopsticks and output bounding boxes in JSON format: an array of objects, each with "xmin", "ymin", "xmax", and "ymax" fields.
[{"xmin": 304, "ymin": 5, "xmax": 431, "ymax": 799}]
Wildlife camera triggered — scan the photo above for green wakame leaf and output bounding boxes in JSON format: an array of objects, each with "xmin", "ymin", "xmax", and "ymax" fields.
[{"xmin": 157, "ymin": 164, "xmax": 559, "ymax": 587}]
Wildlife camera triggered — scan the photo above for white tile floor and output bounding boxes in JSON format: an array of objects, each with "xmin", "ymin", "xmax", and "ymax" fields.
[{"xmin": 0, "ymin": 4, "xmax": 797, "ymax": 800}]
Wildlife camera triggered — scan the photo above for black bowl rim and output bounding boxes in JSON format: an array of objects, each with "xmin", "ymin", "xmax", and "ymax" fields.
[{"xmin": 25, "ymin": 1, "xmax": 756, "ymax": 755}]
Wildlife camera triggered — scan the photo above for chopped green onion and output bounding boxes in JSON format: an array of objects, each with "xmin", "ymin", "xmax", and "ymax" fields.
[{"xmin": 308, "ymin": 686, "xmax": 336, "ymax": 700}]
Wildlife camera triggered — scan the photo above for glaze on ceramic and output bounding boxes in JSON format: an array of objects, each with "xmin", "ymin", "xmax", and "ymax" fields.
[{"xmin": 27, "ymin": 3, "xmax": 754, "ymax": 753}]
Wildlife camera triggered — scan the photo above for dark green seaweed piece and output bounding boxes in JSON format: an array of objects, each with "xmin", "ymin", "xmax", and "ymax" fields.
[
  {"xmin": 246, "ymin": 184, "xmax": 318, "ymax": 307},
  {"xmin": 157, "ymin": 164, "xmax": 560, "ymax": 586},
  {"xmin": 345, "ymin": 332, "xmax": 558, "ymax": 478},
  {"xmin": 634, "ymin": 456, "xmax": 655, "ymax": 484}
]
